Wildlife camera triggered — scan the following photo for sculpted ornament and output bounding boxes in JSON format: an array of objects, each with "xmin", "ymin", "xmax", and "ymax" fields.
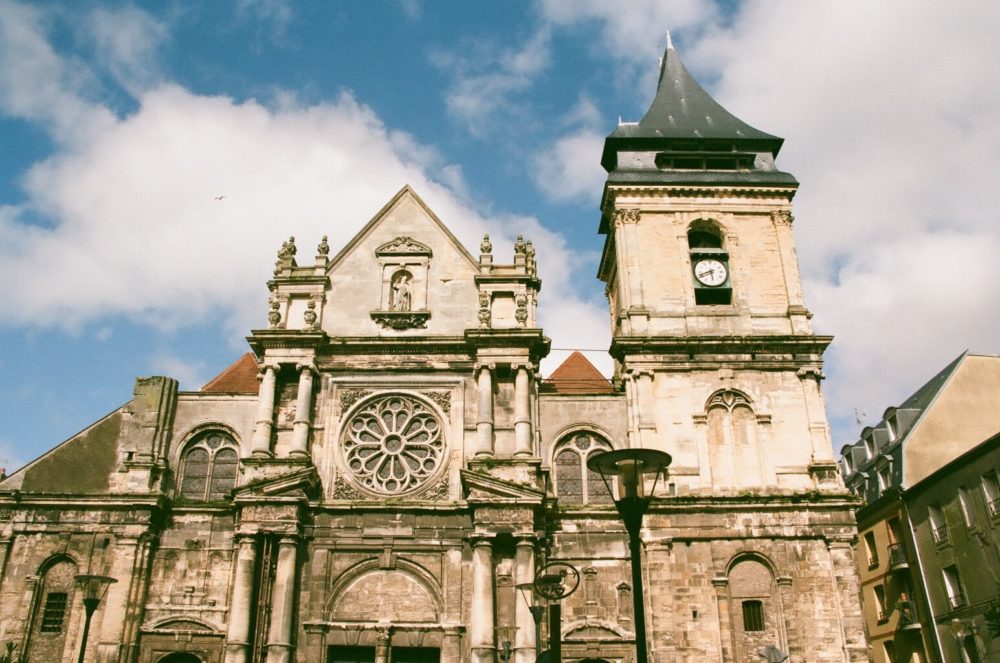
[
  {"xmin": 771, "ymin": 210, "xmax": 794, "ymax": 226},
  {"xmin": 339, "ymin": 389, "xmax": 373, "ymax": 414},
  {"xmin": 613, "ymin": 208, "xmax": 641, "ymax": 226},
  {"xmin": 480, "ymin": 234, "xmax": 492, "ymax": 255},
  {"xmin": 317, "ymin": 235, "xmax": 330, "ymax": 256},
  {"xmin": 303, "ymin": 301, "xmax": 318, "ymax": 329},
  {"xmin": 375, "ymin": 235, "xmax": 432, "ymax": 256},
  {"xmin": 478, "ymin": 293, "xmax": 491, "ymax": 328},
  {"xmin": 267, "ymin": 300, "xmax": 282, "ymax": 328},
  {"xmin": 515, "ymin": 294, "xmax": 528, "ymax": 326},
  {"xmin": 342, "ymin": 394, "xmax": 446, "ymax": 495}
]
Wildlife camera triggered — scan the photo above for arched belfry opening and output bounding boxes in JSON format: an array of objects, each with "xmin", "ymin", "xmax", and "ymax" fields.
[{"xmin": 687, "ymin": 220, "xmax": 731, "ymax": 305}]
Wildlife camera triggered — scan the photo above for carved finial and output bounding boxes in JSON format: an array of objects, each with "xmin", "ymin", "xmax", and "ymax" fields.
[
  {"xmin": 317, "ymin": 235, "xmax": 329, "ymax": 256},
  {"xmin": 303, "ymin": 300, "xmax": 318, "ymax": 329},
  {"xmin": 525, "ymin": 240, "xmax": 536, "ymax": 274},
  {"xmin": 514, "ymin": 234, "xmax": 526, "ymax": 255},
  {"xmin": 277, "ymin": 239, "xmax": 289, "ymax": 260},
  {"xmin": 286, "ymin": 236, "xmax": 297, "ymax": 256},
  {"xmin": 267, "ymin": 299, "xmax": 281, "ymax": 328},
  {"xmin": 480, "ymin": 234, "xmax": 492, "ymax": 255}
]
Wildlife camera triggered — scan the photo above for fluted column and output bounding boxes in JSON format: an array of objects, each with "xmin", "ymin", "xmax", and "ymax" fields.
[
  {"xmin": 289, "ymin": 364, "xmax": 315, "ymax": 457},
  {"xmin": 265, "ymin": 536, "xmax": 299, "ymax": 663},
  {"xmin": 225, "ymin": 534, "xmax": 258, "ymax": 663},
  {"xmin": 513, "ymin": 364, "xmax": 532, "ymax": 456},
  {"xmin": 476, "ymin": 365, "xmax": 494, "ymax": 456},
  {"xmin": 513, "ymin": 538, "xmax": 536, "ymax": 663},
  {"xmin": 470, "ymin": 537, "xmax": 495, "ymax": 663},
  {"xmin": 252, "ymin": 366, "xmax": 278, "ymax": 456}
]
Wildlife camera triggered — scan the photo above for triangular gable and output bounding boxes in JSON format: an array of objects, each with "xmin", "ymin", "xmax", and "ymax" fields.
[
  {"xmin": 234, "ymin": 466, "xmax": 320, "ymax": 499},
  {"xmin": 460, "ymin": 469, "xmax": 545, "ymax": 505},
  {"xmin": 327, "ymin": 185, "xmax": 479, "ymax": 274},
  {"xmin": 545, "ymin": 352, "xmax": 614, "ymax": 394},
  {"xmin": 201, "ymin": 353, "xmax": 259, "ymax": 394}
]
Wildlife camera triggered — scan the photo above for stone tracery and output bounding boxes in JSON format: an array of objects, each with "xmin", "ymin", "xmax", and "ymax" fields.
[{"xmin": 342, "ymin": 394, "xmax": 445, "ymax": 494}]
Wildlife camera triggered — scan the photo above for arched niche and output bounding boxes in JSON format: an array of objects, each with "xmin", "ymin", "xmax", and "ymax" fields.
[{"xmin": 326, "ymin": 558, "xmax": 442, "ymax": 623}]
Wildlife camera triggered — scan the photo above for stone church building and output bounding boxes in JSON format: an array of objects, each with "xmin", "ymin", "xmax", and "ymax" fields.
[{"xmin": 0, "ymin": 44, "xmax": 866, "ymax": 663}]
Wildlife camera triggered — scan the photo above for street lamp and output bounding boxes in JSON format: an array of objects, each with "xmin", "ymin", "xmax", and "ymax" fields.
[
  {"xmin": 587, "ymin": 448, "xmax": 672, "ymax": 663},
  {"xmin": 516, "ymin": 583, "xmax": 546, "ymax": 659},
  {"xmin": 73, "ymin": 574, "xmax": 117, "ymax": 663},
  {"xmin": 496, "ymin": 624, "xmax": 517, "ymax": 662}
]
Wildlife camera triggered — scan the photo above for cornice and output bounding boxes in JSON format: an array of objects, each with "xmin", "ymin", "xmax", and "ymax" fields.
[{"xmin": 610, "ymin": 334, "xmax": 833, "ymax": 363}]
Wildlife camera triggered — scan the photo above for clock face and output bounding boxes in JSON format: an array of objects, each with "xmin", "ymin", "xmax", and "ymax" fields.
[{"xmin": 694, "ymin": 258, "xmax": 728, "ymax": 287}]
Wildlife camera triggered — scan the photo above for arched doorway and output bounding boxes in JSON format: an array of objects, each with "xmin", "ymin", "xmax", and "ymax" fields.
[{"xmin": 157, "ymin": 653, "xmax": 202, "ymax": 663}]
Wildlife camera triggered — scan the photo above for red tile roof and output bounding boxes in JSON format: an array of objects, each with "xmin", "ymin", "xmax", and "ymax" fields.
[
  {"xmin": 544, "ymin": 351, "xmax": 614, "ymax": 394},
  {"xmin": 201, "ymin": 353, "xmax": 260, "ymax": 394}
]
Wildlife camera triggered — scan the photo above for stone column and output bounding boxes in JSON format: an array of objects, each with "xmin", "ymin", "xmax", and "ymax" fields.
[
  {"xmin": 798, "ymin": 367, "xmax": 833, "ymax": 462},
  {"xmin": 712, "ymin": 576, "xmax": 735, "ymax": 663},
  {"xmin": 770, "ymin": 210, "xmax": 806, "ymax": 309},
  {"xmin": 476, "ymin": 365, "xmax": 494, "ymax": 457},
  {"xmin": 252, "ymin": 365, "xmax": 278, "ymax": 456},
  {"xmin": 470, "ymin": 537, "xmax": 495, "ymax": 663},
  {"xmin": 513, "ymin": 538, "xmax": 536, "ymax": 663},
  {"xmin": 635, "ymin": 370, "xmax": 656, "ymax": 448},
  {"xmin": 265, "ymin": 537, "xmax": 299, "ymax": 663},
  {"xmin": 513, "ymin": 365, "xmax": 532, "ymax": 456},
  {"xmin": 289, "ymin": 364, "xmax": 315, "ymax": 458},
  {"xmin": 374, "ymin": 627, "xmax": 391, "ymax": 663},
  {"xmin": 225, "ymin": 534, "xmax": 258, "ymax": 663}
]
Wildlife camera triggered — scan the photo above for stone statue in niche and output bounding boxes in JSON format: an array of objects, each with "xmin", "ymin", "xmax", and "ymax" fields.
[{"xmin": 390, "ymin": 270, "xmax": 412, "ymax": 311}]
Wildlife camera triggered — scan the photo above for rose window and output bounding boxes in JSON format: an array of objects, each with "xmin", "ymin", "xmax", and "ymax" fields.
[{"xmin": 343, "ymin": 394, "xmax": 445, "ymax": 494}]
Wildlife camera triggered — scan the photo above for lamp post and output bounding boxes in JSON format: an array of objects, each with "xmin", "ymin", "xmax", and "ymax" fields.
[
  {"xmin": 532, "ymin": 562, "xmax": 580, "ymax": 663},
  {"xmin": 496, "ymin": 624, "xmax": 517, "ymax": 662},
  {"xmin": 516, "ymin": 583, "xmax": 546, "ymax": 660},
  {"xmin": 73, "ymin": 574, "xmax": 117, "ymax": 663},
  {"xmin": 587, "ymin": 448, "xmax": 672, "ymax": 663}
]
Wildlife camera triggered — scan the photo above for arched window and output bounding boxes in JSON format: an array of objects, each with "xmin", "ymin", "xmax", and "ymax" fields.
[
  {"xmin": 179, "ymin": 431, "xmax": 239, "ymax": 500},
  {"xmin": 687, "ymin": 220, "xmax": 731, "ymax": 305},
  {"xmin": 706, "ymin": 390, "xmax": 764, "ymax": 488},
  {"xmin": 554, "ymin": 432, "xmax": 613, "ymax": 505},
  {"xmin": 728, "ymin": 557, "xmax": 780, "ymax": 660},
  {"xmin": 27, "ymin": 556, "xmax": 78, "ymax": 661}
]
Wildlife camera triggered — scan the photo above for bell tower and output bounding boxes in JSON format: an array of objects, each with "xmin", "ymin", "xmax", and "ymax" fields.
[{"xmin": 598, "ymin": 40, "xmax": 840, "ymax": 492}]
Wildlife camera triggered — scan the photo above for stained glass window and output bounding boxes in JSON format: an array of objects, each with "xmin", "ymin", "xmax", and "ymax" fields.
[
  {"xmin": 553, "ymin": 433, "xmax": 613, "ymax": 505},
  {"xmin": 179, "ymin": 432, "xmax": 239, "ymax": 500}
]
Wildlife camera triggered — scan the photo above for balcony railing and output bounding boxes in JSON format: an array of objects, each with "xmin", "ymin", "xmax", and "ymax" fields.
[
  {"xmin": 931, "ymin": 524, "xmax": 949, "ymax": 545},
  {"xmin": 888, "ymin": 543, "xmax": 909, "ymax": 569},
  {"xmin": 895, "ymin": 600, "xmax": 920, "ymax": 630},
  {"xmin": 947, "ymin": 593, "xmax": 966, "ymax": 610}
]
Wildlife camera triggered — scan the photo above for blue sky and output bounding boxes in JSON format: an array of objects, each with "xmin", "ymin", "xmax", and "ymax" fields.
[{"xmin": 2, "ymin": 0, "xmax": 999, "ymax": 471}]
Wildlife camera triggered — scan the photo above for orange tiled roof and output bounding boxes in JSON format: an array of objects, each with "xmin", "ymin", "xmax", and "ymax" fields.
[
  {"xmin": 201, "ymin": 353, "xmax": 259, "ymax": 394},
  {"xmin": 544, "ymin": 351, "xmax": 614, "ymax": 394}
]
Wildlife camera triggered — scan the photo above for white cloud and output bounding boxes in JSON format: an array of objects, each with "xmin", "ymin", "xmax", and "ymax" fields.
[
  {"xmin": 435, "ymin": 29, "xmax": 551, "ymax": 136},
  {"xmin": 82, "ymin": 6, "xmax": 168, "ymax": 97},
  {"xmin": 0, "ymin": 435, "xmax": 25, "ymax": 477},
  {"xmin": 150, "ymin": 354, "xmax": 208, "ymax": 391},
  {"xmin": 685, "ymin": 1, "xmax": 1000, "ymax": 441},
  {"xmin": 532, "ymin": 96, "xmax": 607, "ymax": 204},
  {"xmin": 236, "ymin": 0, "xmax": 293, "ymax": 40},
  {"xmin": 0, "ymin": 3, "xmax": 609, "ymax": 378}
]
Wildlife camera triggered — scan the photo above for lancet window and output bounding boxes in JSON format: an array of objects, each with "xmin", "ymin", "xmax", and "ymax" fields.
[
  {"xmin": 553, "ymin": 432, "xmax": 613, "ymax": 505},
  {"xmin": 178, "ymin": 430, "xmax": 239, "ymax": 500}
]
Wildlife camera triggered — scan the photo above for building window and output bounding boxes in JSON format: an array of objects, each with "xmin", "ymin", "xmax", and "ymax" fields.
[
  {"xmin": 876, "ymin": 464, "xmax": 892, "ymax": 492},
  {"xmin": 942, "ymin": 565, "xmax": 966, "ymax": 610},
  {"xmin": 886, "ymin": 413, "xmax": 898, "ymax": 442},
  {"xmin": 929, "ymin": 504, "xmax": 949, "ymax": 545},
  {"xmin": 981, "ymin": 471, "xmax": 999, "ymax": 518},
  {"xmin": 554, "ymin": 433, "xmax": 613, "ymax": 505},
  {"xmin": 864, "ymin": 531, "xmax": 879, "ymax": 569},
  {"xmin": 179, "ymin": 431, "xmax": 239, "ymax": 500},
  {"xmin": 39, "ymin": 592, "xmax": 68, "ymax": 632},
  {"xmin": 958, "ymin": 487, "xmax": 976, "ymax": 528},
  {"xmin": 864, "ymin": 434, "xmax": 876, "ymax": 459},
  {"xmin": 874, "ymin": 584, "xmax": 888, "ymax": 622},
  {"xmin": 741, "ymin": 600, "xmax": 764, "ymax": 632}
]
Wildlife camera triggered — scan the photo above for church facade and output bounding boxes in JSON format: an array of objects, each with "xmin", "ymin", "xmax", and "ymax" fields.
[{"xmin": 0, "ymin": 45, "xmax": 866, "ymax": 663}]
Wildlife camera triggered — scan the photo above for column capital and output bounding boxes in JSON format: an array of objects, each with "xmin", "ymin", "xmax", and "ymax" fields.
[
  {"xmin": 475, "ymin": 362, "xmax": 496, "ymax": 374},
  {"xmin": 295, "ymin": 362, "xmax": 317, "ymax": 375},
  {"xmin": 468, "ymin": 535, "xmax": 495, "ymax": 549}
]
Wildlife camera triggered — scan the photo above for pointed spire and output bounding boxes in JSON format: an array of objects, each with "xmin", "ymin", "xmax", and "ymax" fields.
[{"xmin": 666, "ymin": 30, "xmax": 673, "ymax": 50}]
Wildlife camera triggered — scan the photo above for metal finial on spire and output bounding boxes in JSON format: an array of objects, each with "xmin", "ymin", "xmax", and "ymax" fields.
[{"xmin": 666, "ymin": 30, "xmax": 673, "ymax": 50}]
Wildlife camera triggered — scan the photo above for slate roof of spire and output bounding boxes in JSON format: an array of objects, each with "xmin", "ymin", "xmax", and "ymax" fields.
[
  {"xmin": 600, "ymin": 41, "xmax": 794, "ymax": 187},
  {"xmin": 613, "ymin": 42, "xmax": 782, "ymax": 146}
]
